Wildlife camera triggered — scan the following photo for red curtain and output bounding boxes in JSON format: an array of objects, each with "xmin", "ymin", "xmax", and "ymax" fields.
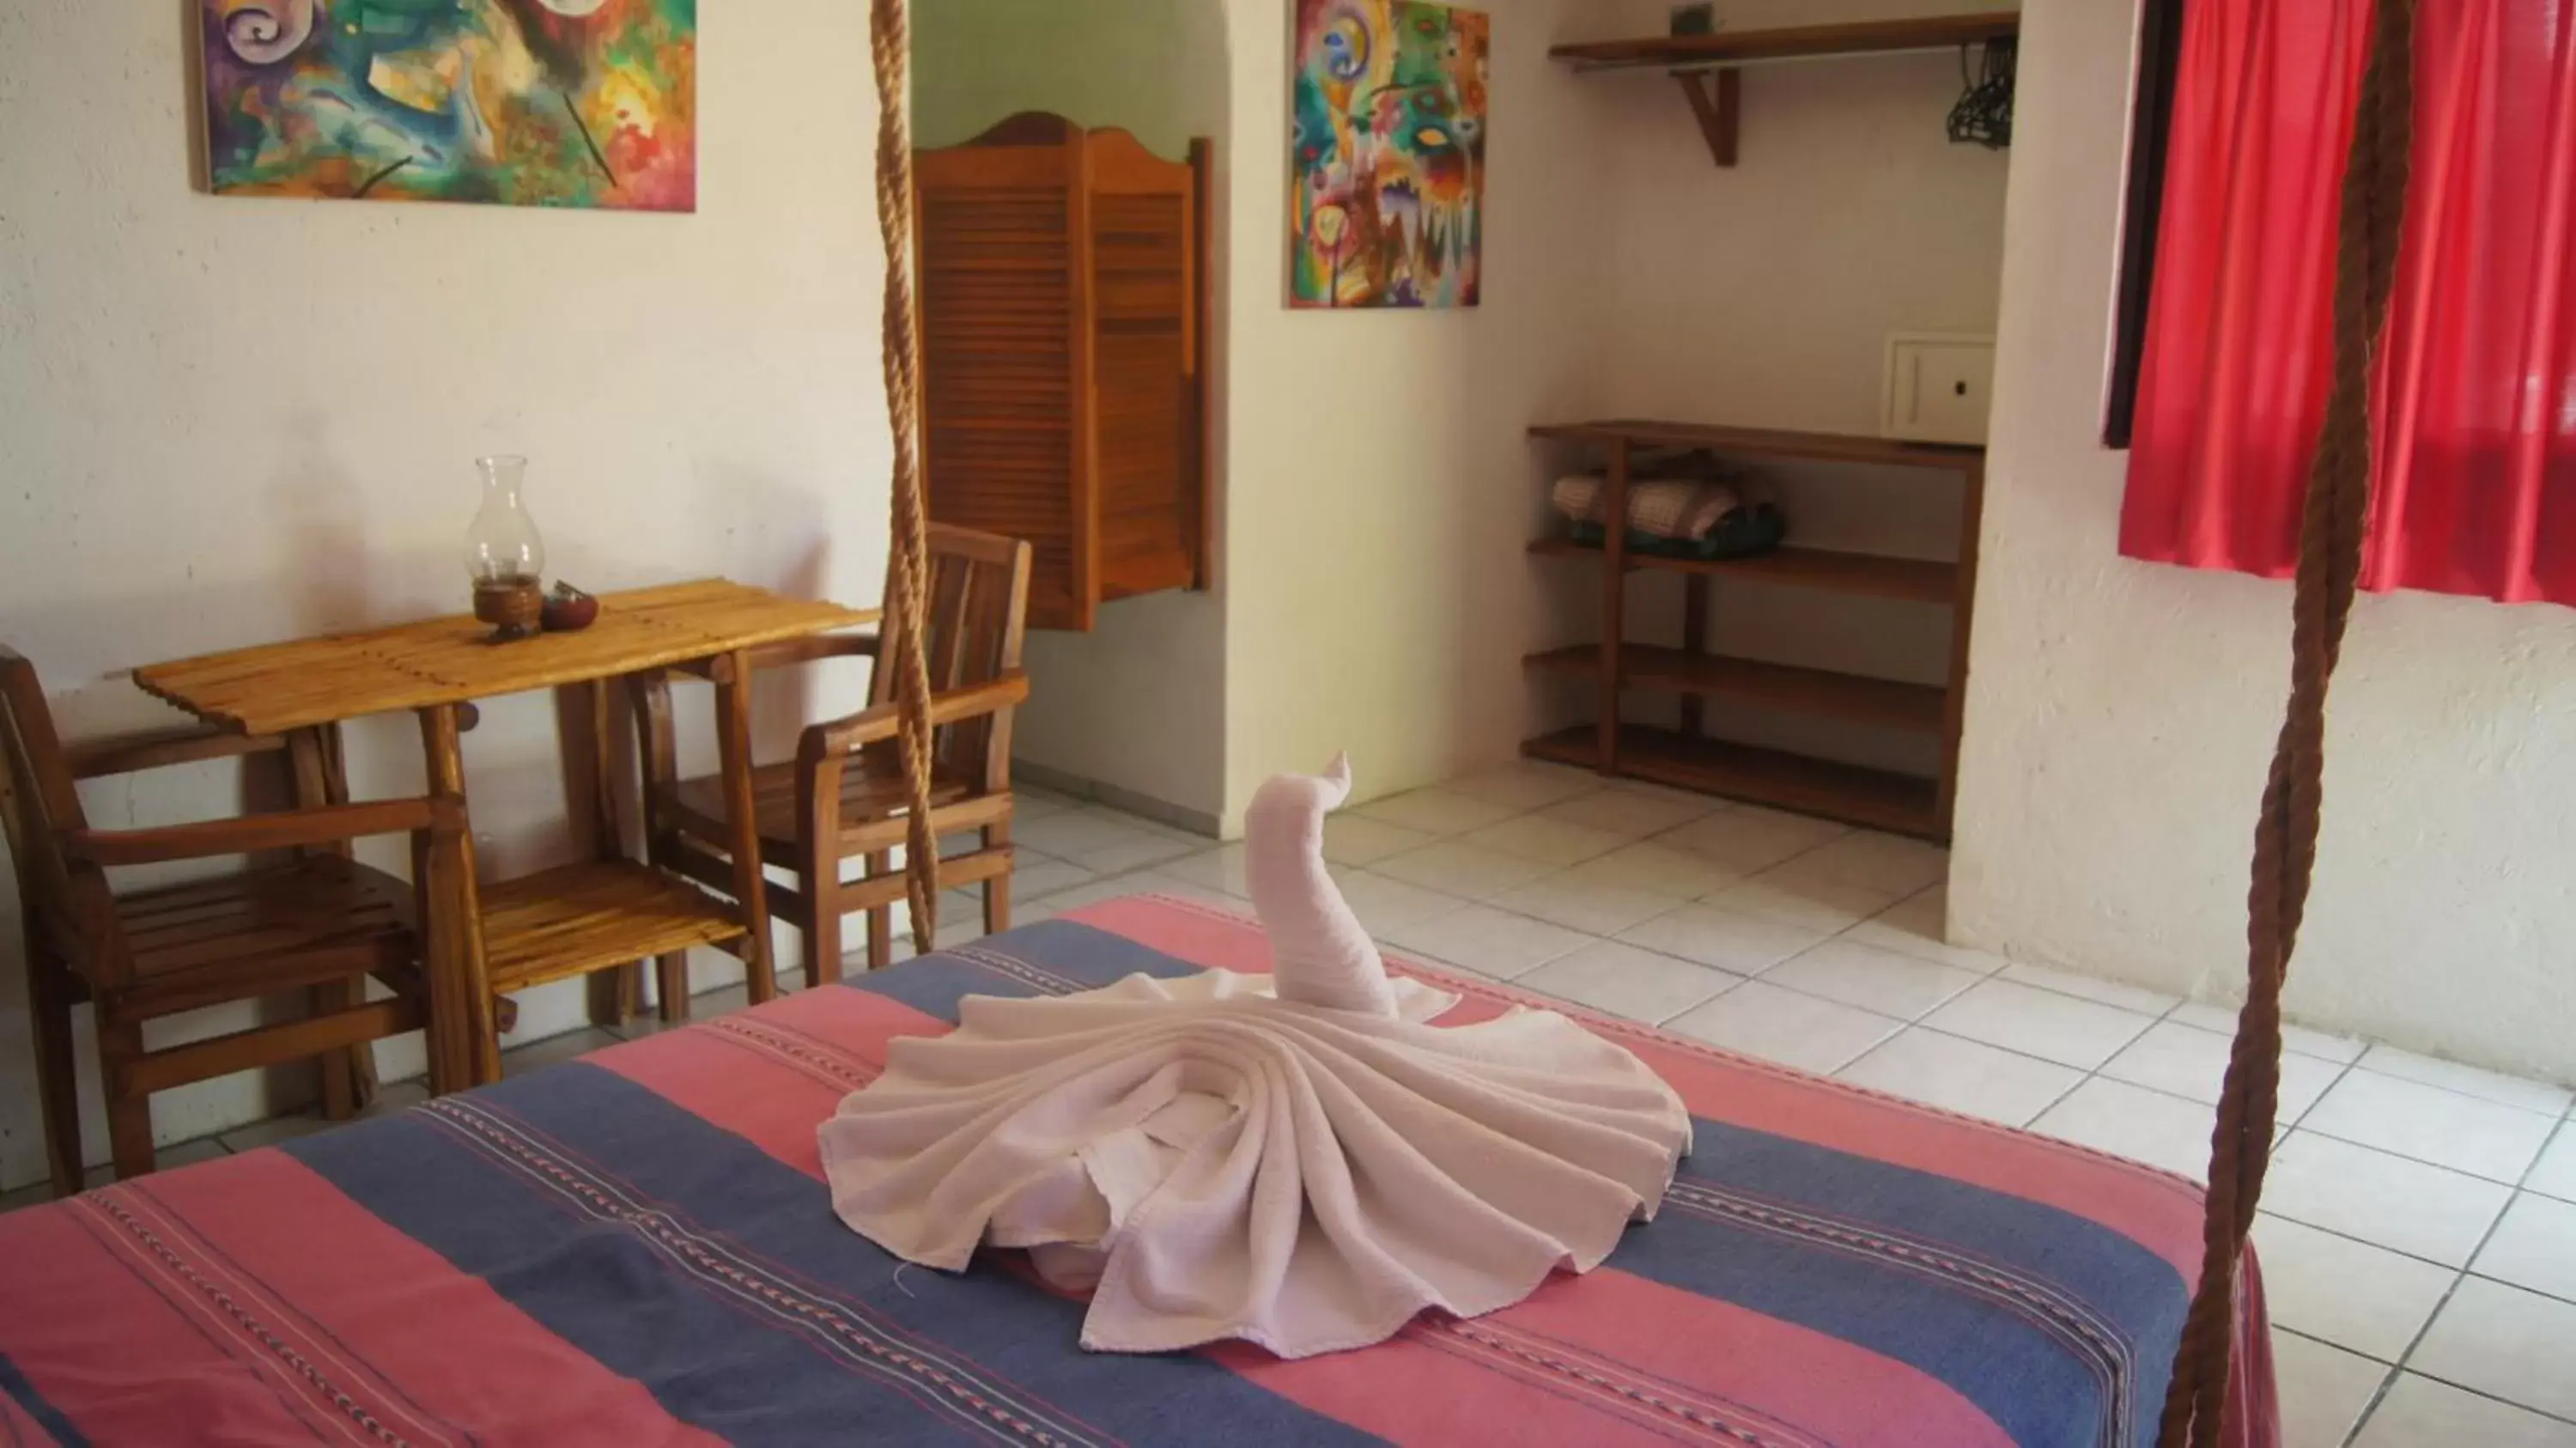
[{"xmin": 2123, "ymin": 0, "xmax": 2576, "ymax": 606}]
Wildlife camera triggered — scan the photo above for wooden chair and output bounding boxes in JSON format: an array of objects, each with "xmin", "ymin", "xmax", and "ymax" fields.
[
  {"xmin": 0, "ymin": 646, "xmax": 459, "ymax": 1189},
  {"xmin": 633, "ymin": 526, "xmax": 1033, "ymax": 1001}
]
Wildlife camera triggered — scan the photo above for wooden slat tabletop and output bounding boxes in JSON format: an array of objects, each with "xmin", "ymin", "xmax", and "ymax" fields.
[{"xmin": 136, "ymin": 580, "xmax": 878, "ymax": 734}]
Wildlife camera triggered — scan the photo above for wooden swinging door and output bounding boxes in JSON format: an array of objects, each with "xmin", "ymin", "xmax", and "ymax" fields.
[{"xmin": 915, "ymin": 114, "xmax": 1207, "ymax": 633}]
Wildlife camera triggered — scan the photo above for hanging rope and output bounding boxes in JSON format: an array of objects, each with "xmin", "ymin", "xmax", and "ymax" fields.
[
  {"xmin": 2157, "ymin": 0, "xmax": 2413, "ymax": 1443},
  {"xmin": 870, "ymin": 0, "xmax": 941, "ymax": 948}
]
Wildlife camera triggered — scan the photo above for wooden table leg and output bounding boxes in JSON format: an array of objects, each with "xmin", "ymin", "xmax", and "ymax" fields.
[
  {"xmin": 418, "ymin": 704, "xmax": 500, "ymax": 1090},
  {"xmin": 557, "ymin": 681, "xmax": 642, "ymax": 1026},
  {"xmin": 289, "ymin": 726, "xmax": 379, "ymax": 1117},
  {"xmin": 714, "ymin": 651, "xmax": 777, "ymax": 1003}
]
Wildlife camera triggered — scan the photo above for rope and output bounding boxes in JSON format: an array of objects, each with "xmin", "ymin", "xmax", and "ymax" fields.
[
  {"xmin": 2156, "ymin": 1, "xmax": 2413, "ymax": 1442},
  {"xmin": 870, "ymin": 0, "xmax": 940, "ymax": 949}
]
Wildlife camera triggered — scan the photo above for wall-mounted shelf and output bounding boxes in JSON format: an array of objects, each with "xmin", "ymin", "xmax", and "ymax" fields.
[
  {"xmin": 1549, "ymin": 13, "xmax": 2022, "ymax": 167},
  {"xmin": 1527, "ymin": 419, "xmax": 1985, "ymax": 842}
]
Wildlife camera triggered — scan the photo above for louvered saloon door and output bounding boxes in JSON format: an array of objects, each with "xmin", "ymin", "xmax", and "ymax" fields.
[
  {"xmin": 1087, "ymin": 131, "xmax": 1205, "ymax": 606},
  {"xmin": 916, "ymin": 115, "xmax": 1209, "ymax": 633}
]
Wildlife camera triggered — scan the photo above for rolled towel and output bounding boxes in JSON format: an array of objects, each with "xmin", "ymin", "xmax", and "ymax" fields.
[
  {"xmin": 818, "ymin": 755, "xmax": 1692, "ymax": 1359},
  {"xmin": 1551, "ymin": 474, "xmax": 1743, "ymax": 540}
]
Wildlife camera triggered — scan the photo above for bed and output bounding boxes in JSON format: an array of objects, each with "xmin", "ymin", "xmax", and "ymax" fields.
[{"xmin": 0, "ymin": 897, "xmax": 2277, "ymax": 1447}]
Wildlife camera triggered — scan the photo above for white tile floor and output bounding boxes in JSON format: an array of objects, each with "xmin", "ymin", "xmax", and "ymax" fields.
[{"xmin": 6, "ymin": 761, "xmax": 2571, "ymax": 1446}]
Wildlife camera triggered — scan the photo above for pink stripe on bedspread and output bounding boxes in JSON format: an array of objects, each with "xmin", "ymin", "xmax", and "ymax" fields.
[
  {"xmin": 1215, "ymin": 1265, "xmax": 2017, "ymax": 1448},
  {"xmin": 0, "ymin": 1152, "xmax": 720, "ymax": 1448},
  {"xmin": 1082, "ymin": 897, "xmax": 2212, "ymax": 1278},
  {"xmin": 592, "ymin": 983, "xmax": 935, "ymax": 1174}
]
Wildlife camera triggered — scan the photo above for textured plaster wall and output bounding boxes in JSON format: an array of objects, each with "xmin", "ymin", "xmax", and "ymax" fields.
[{"xmin": 1952, "ymin": 0, "xmax": 2576, "ymax": 1083}]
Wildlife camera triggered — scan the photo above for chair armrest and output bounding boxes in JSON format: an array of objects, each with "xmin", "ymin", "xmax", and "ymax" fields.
[
  {"xmin": 63, "ymin": 798, "xmax": 462, "ymax": 867},
  {"xmin": 66, "ymin": 727, "xmax": 286, "ymax": 780},
  {"xmin": 798, "ymin": 671, "xmax": 1031, "ymax": 764}
]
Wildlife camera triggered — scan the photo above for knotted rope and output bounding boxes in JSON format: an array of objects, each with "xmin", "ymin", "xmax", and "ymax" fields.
[
  {"xmin": 2158, "ymin": 1, "xmax": 2413, "ymax": 1441},
  {"xmin": 870, "ymin": 0, "xmax": 940, "ymax": 947}
]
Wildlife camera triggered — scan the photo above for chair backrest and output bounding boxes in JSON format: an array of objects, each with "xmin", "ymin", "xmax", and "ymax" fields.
[
  {"xmin": 872, "ymin": 524, "xmax": 1034, "ymax": 790},
  {"xmin": 0, "ymin": 647, "xmax": 98, "ymax": 972}
]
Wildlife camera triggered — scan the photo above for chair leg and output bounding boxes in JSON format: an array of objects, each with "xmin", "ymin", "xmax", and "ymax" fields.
[
  {"xmin": 865, "ymin": 851, "xmax": 893, "ymax": 971},
  {"xmin": 311, "ymin": 978, "xmax": 378, "ymax": 1121},
  {"xmin": 27, "ymin": 946, "xmax": 84, "ymax": 1197},
  {"xmin": 655, "ymin": 952, "xmax": 692, "ymax": 1023},
  {"xmin": 804, "ymin": 877, "xmax": 846, "ymax": 989},
  {"xmin": 984, "ymin": 824, "xmax": 1013, "ymax": 935},
  {"xmin": 98, "ymin": 1015, "xmax": 155, "ymax": 1182}
]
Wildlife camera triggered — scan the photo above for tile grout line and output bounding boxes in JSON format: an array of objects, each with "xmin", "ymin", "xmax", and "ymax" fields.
[
  {"xmin": 2342, "ymin": 1108, "xmax": 2576, "ymax": 1443},
  {"xmin": 2279, "ymin": 1323, "xmax": 2403, "ymax": 1448},
  {"xmin": 2001, "ymin": 987, "xmax": 2192, "ymax": 1132}
]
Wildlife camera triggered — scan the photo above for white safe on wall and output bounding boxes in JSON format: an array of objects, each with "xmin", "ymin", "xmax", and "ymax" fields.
[{"xmin": 1882, "ymin": 333, "xmax": 1997, "ymax": 447}]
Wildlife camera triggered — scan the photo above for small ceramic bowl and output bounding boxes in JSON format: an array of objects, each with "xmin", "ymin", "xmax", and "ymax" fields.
[{"xmin": 542, "ymin": 581, "xmax": 600, "ymax": 633}]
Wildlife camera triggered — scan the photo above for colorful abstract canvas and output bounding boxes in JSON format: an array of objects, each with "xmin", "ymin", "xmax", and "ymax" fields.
[
  {"xmin": 201, "ymin": 1, "xmax": 696, "ymax": 211},
  {"xmin": 1291, "ymin": 0, "xmax": 1489, "ymax": 309}
]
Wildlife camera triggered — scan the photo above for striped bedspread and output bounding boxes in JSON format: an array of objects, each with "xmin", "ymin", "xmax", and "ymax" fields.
[{"xmin": 0, "ymin": 897, "xmax": 2278, "ymax": 1447}]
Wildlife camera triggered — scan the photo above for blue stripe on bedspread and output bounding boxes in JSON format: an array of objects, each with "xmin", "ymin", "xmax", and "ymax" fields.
[
  {"xmin": 864, "ymin": 923, "xmax": 2191, "ymax": 1448},
  {"xmin": 0, "ymin": 1349, "xmax": 89, "ymax": 1448},
  {"xmin": 286, "ymin": 1058, "xmax": 1385, "ymax": 1448},
  {"xmin": 854, "ymin": 921, "xmax": 1207, "ymax": 1019},
  {"xmin": 1647, "ymin": 1130, "xmax": 2184, "ymax": 1447}
]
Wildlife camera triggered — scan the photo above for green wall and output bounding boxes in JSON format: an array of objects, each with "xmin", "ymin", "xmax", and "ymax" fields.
[{"xmin": 911, "ymin": 0, "xmax": 1226, "ymax": 158}]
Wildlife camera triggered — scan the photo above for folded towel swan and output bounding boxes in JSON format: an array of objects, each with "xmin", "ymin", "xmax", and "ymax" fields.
[{"xmin": 818, "ymin": 755, "xmax": 1693, "ymax": 1358}]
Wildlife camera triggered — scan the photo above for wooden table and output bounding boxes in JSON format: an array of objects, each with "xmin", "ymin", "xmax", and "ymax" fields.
[{"xmin": 136, "ymin": 580, "xmax": 878, "ymax": 1092}]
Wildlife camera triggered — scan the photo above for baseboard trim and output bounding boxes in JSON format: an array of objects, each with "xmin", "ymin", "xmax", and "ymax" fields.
[{"xmin": 1011, "ymin": 759, "xmax": 1222, "ymax": 840}]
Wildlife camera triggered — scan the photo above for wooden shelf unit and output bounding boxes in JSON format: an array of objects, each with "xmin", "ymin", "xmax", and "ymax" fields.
[
  {"xmin": 1527, "ymin": 420, "xmax": 1984, "ymax": 842},
  {"xmin": 1549, "ymin": 13, "xmax": 2021, "ymax": 168}
]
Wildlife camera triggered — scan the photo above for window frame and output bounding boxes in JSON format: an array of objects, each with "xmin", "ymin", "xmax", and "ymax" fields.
[{"xmin": 2104, "ymin": 0, "xmax": 2187, "ymax": 449}]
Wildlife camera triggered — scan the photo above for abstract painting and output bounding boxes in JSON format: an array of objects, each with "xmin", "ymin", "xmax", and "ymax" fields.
[
  {"xmin": 1291, "ymin": 0, "xmax": 1488, "ymax": 308},
  {"xmin": 201, "ymin": 0, "xmax": 696, "ymax": 211}
]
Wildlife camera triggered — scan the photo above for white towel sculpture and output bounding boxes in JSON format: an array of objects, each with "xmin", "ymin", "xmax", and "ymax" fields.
[{"xmin": 818, "ymin": 756, "xmax": 1692, "ymax": 1358}]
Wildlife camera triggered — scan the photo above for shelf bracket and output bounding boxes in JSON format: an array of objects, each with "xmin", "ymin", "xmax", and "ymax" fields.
[{"xmin": 1674, "ymin": 68, "xmax": 1741, "ymax": 167}]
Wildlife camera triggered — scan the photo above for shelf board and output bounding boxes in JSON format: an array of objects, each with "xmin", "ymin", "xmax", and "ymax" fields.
[
  {"xmin": 1527, "ymin": 644, "xmax": 1947, "ymax": 734},
  {"xmin": 1529, "ymin": 419, "xmax": 1982, "ymax": 472},
  {"xmin": 1551, "ymin": 14, "xmax": 2021, "ymax": 73},
  {"xmin": 1525, "ymin": 725, "xmax": 1942, "ymax": 839},
  {"xmin": 1527, "ymin": 536, "xmax": 1959, "ymax": 605},
  {"xmin": 482, "ymin": 860, "xmax": 744, "ymax": 995}
]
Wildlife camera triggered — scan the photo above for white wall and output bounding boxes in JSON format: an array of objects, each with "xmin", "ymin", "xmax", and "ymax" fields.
[
  {"xmin": 914, "ymin": 0, "xmax": 1224, "ymax": 156},
  {"xmin": 1954, "ymin": 0, "xmax": 2576, "ymax": 1083},
  {"xmin": 912, "ymin": 0, "xmax": 1233, "ymax": 827},
  {"xmin": 0, "ymin": 3, "xmax": 891, "ymax": 1188},
  {"xmin": 1217, "ymin": 0, "xmax": 1619, "ymax": 826}
]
